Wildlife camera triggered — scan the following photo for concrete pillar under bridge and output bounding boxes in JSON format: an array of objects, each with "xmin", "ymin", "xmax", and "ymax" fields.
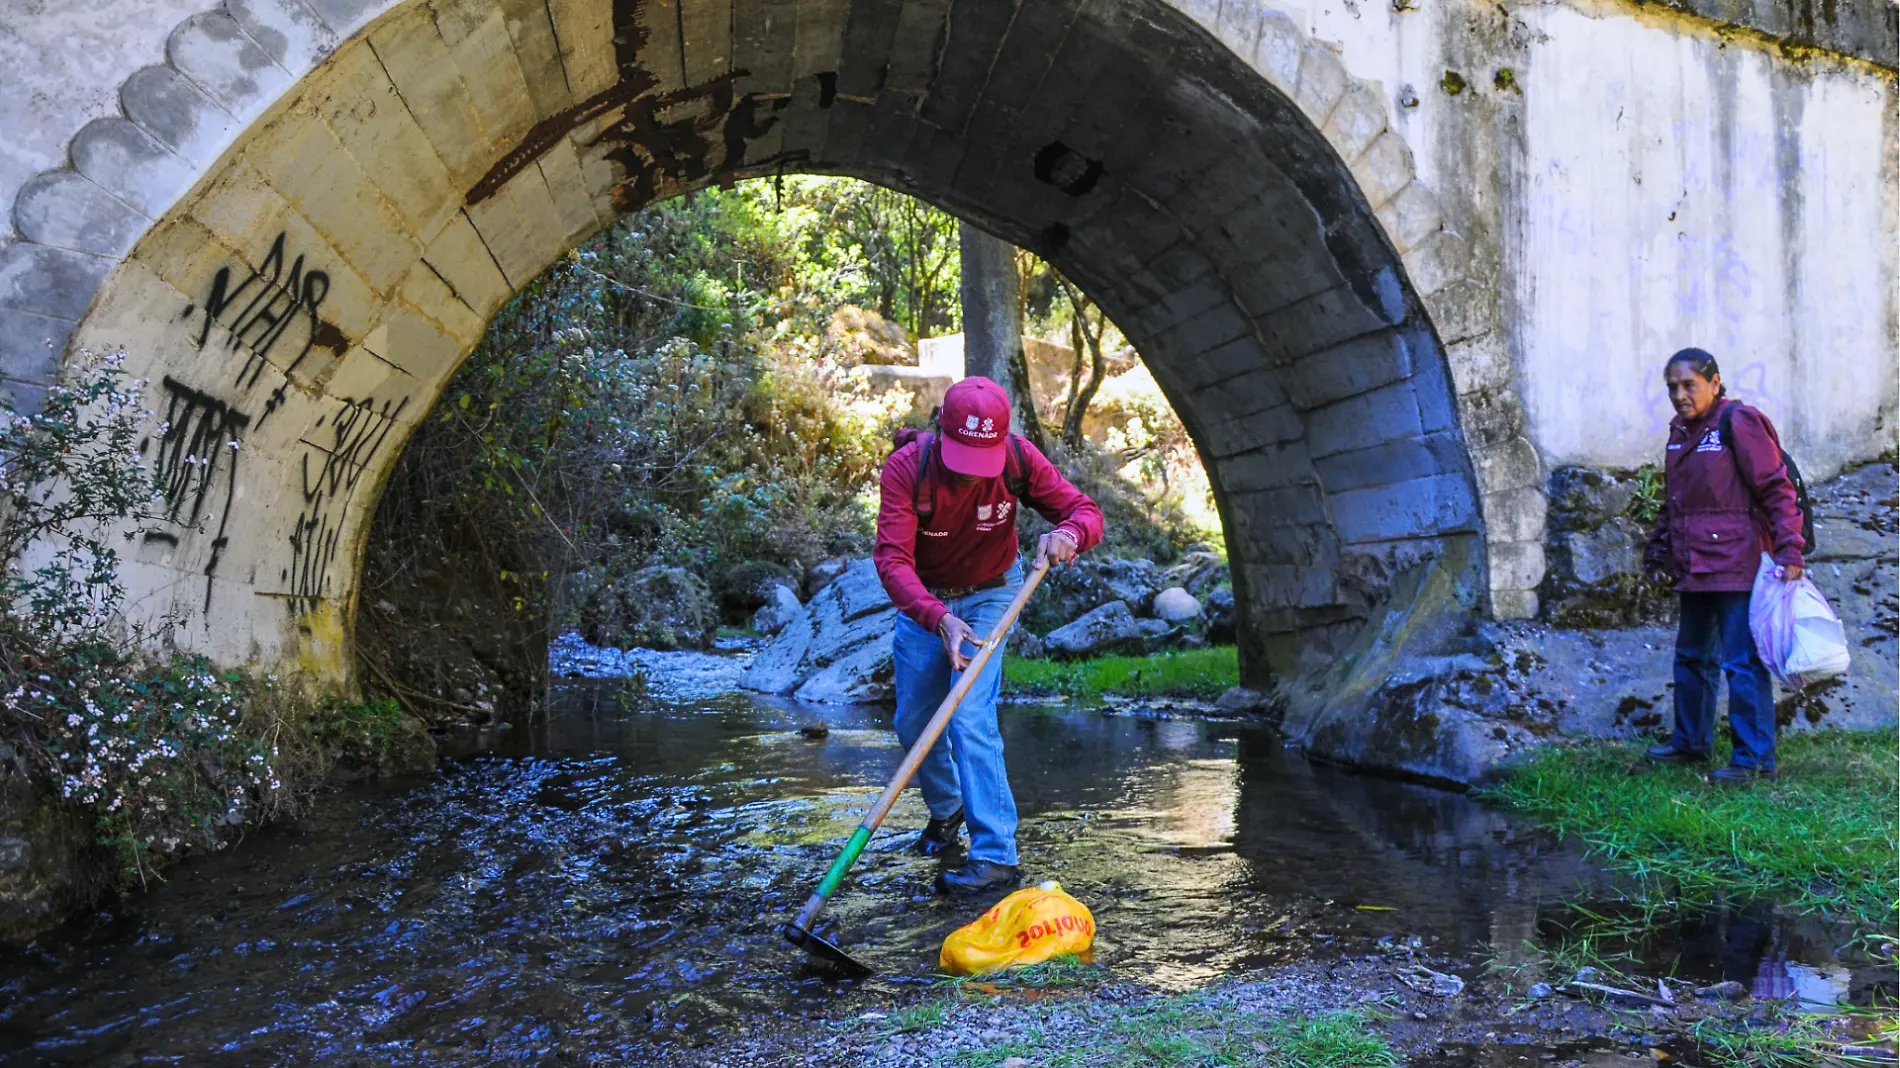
[{"xmin": 0, "ymin": 0, "xmax": 1891, "ymax": 776}]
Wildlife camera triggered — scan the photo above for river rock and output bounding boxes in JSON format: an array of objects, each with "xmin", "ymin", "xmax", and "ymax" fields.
[
  {"xmin": 1031, "ymin": 557, "xmax": 1162, "ymax": 631},
  {"xmin": 1043, "ymin": 600, "xmax": 1144, "ymax": 659},
  {"xmin": 717, "ymin": 560, "xmax": 796, "ymax": 620},
  {"xmin": 1558, "ymin": 518, "xmax": 1644, "ymax": 585},
  {"xmin": 804, "ymin": 557, "xmax": 850, "ymax": 600},
  {"xmin": 1162, "ymin": 551, "xmax": 1228, "ymax": 598},
  {"xmin": 1151, "ymin": 586, "xmax": 1202, "ymax": 623},
  {"xmin": 1008, "ymin": 627, "xmax": 1046, "ymax": 660},
  {"xmin": 579, "ymin": 566, "xmax": 719, "ymax": 651},
  {"xmin": 750, "ymin": 585, "xmax": 803, "ymax": 637},
  {"xmin": 1136, "ymin": 617, "xmax": 1176, "ymax": 646},
  {"xmin": 742, "ymin": 558, "xmax": 899, "ymax": 701},
  {"xmin": 1204, "ymin": 586, "xmax": 1236, "ymax": 644}
]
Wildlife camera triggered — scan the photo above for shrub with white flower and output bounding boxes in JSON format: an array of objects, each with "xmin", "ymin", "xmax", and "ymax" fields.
[{"xmin": 3, "ymin": 647, "xmax": 280, "ymax": 880}]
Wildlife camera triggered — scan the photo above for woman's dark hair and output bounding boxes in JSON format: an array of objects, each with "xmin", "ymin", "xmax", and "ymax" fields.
[{"xmin": 1665, "ymin": 347, "xmax": 1726, "ymax": 396}]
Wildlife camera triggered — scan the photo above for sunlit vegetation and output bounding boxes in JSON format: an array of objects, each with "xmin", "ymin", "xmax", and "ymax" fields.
[
  {"xmin": 1481, "ymin": 730, "xmax": 1898, "ymax": 926},
  {"xmin": 1005, "ymin": 646, "xmax": 1240, "ymax": 701}
]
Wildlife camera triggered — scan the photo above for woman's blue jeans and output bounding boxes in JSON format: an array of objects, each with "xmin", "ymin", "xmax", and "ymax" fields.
[
  {"xmin": 891, "ymin": 559, "xmax": 1023, "ymax": 866},
  {"xmin": 1671, "ymin": 590, "xmax": 1778, "ymax": 770}
]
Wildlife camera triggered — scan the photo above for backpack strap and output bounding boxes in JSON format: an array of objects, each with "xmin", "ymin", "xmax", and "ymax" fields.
[
  {"xmin": 912, "ymin": 433, "xmax": 937, "ymax": 520},
  {"xmin": 1004, "ymin": 434, "xmax": 1031, "ymax": 504}
]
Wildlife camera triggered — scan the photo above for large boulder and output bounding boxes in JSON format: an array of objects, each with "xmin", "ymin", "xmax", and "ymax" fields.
[
  {"xmin": 750, "ymin": 585, "xmax": 804, "ymax": 637},
  {"xmin": 742, "ymin": 558, "xmax": 900, "ymax": 702},
  {"xmin": 1557, "ymin": 518, "xmax": 1645, "ymax": 585},
  {"xmin": 1043, "ymin": 600, "xmax": 1144, "ymax": 659},
  {"xmin": 803, "ymin": 557, "xmax": 850, "ymax": 600},
  {"xmin": 716, "ymin": 560, "xmax": 796, "ymax": 622},
  {"xmin": 1161, "ymin": 551, "xmax": 1228, "ymax": 599},
  {"xmin": 1030, "ymin": 557, "xmax": 1163, "ymax": 632},
  {"xmin": 579, "ymin": 566, "xmax": 718, "ymax": 651}
]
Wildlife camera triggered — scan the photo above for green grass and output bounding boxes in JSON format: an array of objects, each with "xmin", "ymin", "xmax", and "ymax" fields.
[
  {"xmin": 1480, "ymin": 730, "xmax": 1898, "ymax": 926},
  {"xmin": 1004, "ymin": 646, "xmax": 1239, "ymax": 701},
  {"xmin": 935, "ymin": 953, "xmax": 1105, "ymax": 992},
  {"xmin": 1689, "ymin": 1003, "xmax": 1890, "ymax": 1068},
  {"xmin": 944, "ymin": 1000, "xmax": 1395, "ymax": 1068}
]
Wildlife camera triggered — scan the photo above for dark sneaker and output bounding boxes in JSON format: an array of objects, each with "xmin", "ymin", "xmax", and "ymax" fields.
[
  {"xmin": 1709, "ymin": 765, "xmax": 1779, "ymax": 785},
  {"xmin": 914, "ymin": 809, "xmax": 965, "ymax": 857},
  {"xmin": 1644, "ymin": 744, "xmax": 1711, "ymax": 766},
  {"xmin": 935, "ymin": 859, "xmax": 1021, "ymax": 896}
]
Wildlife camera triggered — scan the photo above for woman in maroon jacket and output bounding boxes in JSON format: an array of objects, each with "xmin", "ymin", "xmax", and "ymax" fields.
[{"xmin": 1642, "ymin": 348, "xmax": 1806, "ymax": 784}]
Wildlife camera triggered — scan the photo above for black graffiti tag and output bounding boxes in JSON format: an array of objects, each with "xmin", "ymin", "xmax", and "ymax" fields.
[
  {"xmin": 189, "ymin": 232, "xmax": 350, "ymax": 425},
  {"xmin": 284, "ymin": 394, "xmax": 409, "ymax": 616},
  {"xmin": 141, "ymin": 376, "xmax": 251, "ymax": 613}
]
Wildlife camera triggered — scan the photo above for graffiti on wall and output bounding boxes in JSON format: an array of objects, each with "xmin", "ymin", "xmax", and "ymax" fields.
[
  {"xmin": 186, "ymin": 231, "xmax": 351, "ymax": 427},
  {"xmin": 284, "ymin": 393, "xmax": 409, "ymax": 616},
  {"xmin": 142, "ymin": 375, "xmax": 252, "ymax": 613}
]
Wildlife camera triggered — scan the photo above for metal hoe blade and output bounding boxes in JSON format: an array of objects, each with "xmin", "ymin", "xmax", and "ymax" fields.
[{"xmin": 782, "ymin": 921, "xmax": 874, "ymax": 978}]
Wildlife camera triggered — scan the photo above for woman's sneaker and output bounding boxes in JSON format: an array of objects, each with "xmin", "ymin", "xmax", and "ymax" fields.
[{"xmin": 914, "ymin": 809, "xmax": 964, "ymax": 857}]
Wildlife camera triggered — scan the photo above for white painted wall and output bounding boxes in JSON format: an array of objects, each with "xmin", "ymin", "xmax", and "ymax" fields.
[
  {"xmin": 1301, "ymin": 0, "xmax": 1897, "ymax": 477},
  {"xmin": 0, "ymin": 0, "xmax": 209, "ymax": 246}
]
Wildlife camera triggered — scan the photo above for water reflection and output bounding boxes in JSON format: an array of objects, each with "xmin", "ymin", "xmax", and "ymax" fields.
[{"xmin": 0, "ymin": 682, "xmax": 1878, "ymax": 1066}]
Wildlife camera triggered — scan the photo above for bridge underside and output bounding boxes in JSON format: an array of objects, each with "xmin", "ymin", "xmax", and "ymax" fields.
[{"xmin": 11, "ymin": 0, "xmax": 1489, "ymax": 688}]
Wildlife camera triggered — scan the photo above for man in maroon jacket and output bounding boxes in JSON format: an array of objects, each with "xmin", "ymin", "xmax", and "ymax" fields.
[
  {"xmin": 1642, "ymin": 348, "xmax": 1806, "ymax": 783},
  {"xmin": 873, "ymin": 376, "xmax": 1104, "ymax": 894}
]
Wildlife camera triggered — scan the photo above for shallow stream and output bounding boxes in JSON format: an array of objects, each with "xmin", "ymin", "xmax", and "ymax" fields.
[{"xmin": 0, "ymin": 660, "xmax": 1880, "ymax": 1065}]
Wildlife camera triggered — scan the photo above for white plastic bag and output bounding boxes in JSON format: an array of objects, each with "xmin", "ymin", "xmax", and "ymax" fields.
[{"xmin": 1748, "ymin": 553, "xmax": 1851, "ymax": 688}]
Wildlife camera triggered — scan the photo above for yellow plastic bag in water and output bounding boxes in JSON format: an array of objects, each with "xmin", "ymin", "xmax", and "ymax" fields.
[{"xmin": 939, "ymin": 880, "xmax": 1096, "ymax": 976}]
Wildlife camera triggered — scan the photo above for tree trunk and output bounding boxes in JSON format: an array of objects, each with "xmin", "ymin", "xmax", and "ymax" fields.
[{"xmin": 958, "ymin": 222, "xmax": 1045, "ymax": 448}]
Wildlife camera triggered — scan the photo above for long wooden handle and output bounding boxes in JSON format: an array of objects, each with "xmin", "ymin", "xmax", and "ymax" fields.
[{"xmin": 792, "ymin": 559, "xmax": 1051, "ymax": 931}]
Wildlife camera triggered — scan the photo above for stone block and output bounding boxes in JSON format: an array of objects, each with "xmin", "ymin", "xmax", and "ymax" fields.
[
  {"xmin": 1175, "ymin": 0, "xmax": 1223, "ymax": 32},
  {"xmin": 368, "ymin": 8, "xmax": 497, "ymax": 190},
  {"xmin": 0, "ymin": 376, "xmax": 49, "ymax": 415},
  {"xmin": 1481, "ymin": 485, "xmax": 1547, "ymax": 543},
  {"xmin": 1330, "ymin": 472, "xmax": 1480, "ymax": 543},
  {"xmin": 1423, "ymin": 279, "xmax": 1497, "ymax": 346},
  {"xmin": 1405, "ymin": 329, "xmax": 1459, "ymax": 435},
  {"xmin": 1459, "ymin": 386, "xmax": 1526, "ymax": 448},
  {"xmin": 13, "ymin": 171, "xmax": 148, "ymax": 258},
  {"xmin": 1402, "ymin": 229, "xmax": 1468, "ymax": 298},
  {"xmin": 1293, "ymin": 44, "xmax": 1348, "ymax": 122},
  {"xmin": 1305, "ymin": 379, "xmax": 1424, "ymax": 459},
  {"xmin": 1189, "ymin": 364, "xmax": 1288, "ymax": 421},
  {"xmin": 246, "ymin": 118, "xmax": 420, "ymax": 297},
  {"xmin": 71, "ymin": 119, "xmax": 198, "ymax": 221},
  {"xmin": 432, "ymin": 0, "xmax": 541, "ymax": 150},
  {"xmin": 535, "ymin": 140, "xmax": 607, "ymax": 245},
  {"xmin": 1473, "ymin": 435, "xmax": 1542, "ymax": 495},
  {"xmin": 0, "ymin": 243, "xmax": 111, "ymax": 322},
  {"xmin": 0, "ymin": 309, "xmax": 73, "ymax": 383},
  {"xmin": 1322, "ymin": 80, "xmax": 1388, "ymax": 164},
  {"xmin": 377, "ymin": 303, "xmax": 466, "ymax": 384},
  {"xmin": 1487, "ymin": 539, "xmax": 1546, "ymax": 591},
  {"xmin": 1489, "ymin": 587, "xmax": 1538, "ymax": 621},
  {"xmin": 1251, "ymin": 10, "xmax": 1305, "ymax": 93},
  {"xmin": 421, "ymin": 210, "xmax": 514, "ymax": 316},
  {"xmin": 167, "ymin": 11, "xmax": 294, "ymax": 120},
  {"xmin": 1373, "ymin": 180, "xmax": 1441, "ymax": 254},
  {"xmin": 1313, "ymin": 430, "xmax": 1466, "ymax": 493},
  {"xmin": 1249, "ymin": 563, "xmax": 1341, "ymax": 609},
  {"xmin": 1349, "ymin": 132, "xmax": 1414, "ymax": 212},
  {"xmin": 1557, "ymin": 523, "xmax": 1639, "ymax": 585},
  {"xmin": 1255, "ymin": 281, "xmax": 1390, "ymax": 365},
  {"xmin": 1219, "ymin": 439, "xmax": 1316, "ymax": 492},
  {"xmin": 1446, "ymin": 332, "xmax": 1511, "ymax": 393},
  {"xmin": 1230, "ymin": 482, "xmax": 1331, "ymax": 528},
  {"xmin": 120, "ymin": 65, "xmax": 240, "ymax": 170},
  {"xmin": 1282, "ymin": 328, "xmax": 1413, "ymax": 411},
  {"xmin": 307, "ymin": 44, "xmax": 459, "ymax": 243},
  {"xmin": 501, "ymin": 0, "xmax": 578, "ymax": 115},
  {"xmin": 1177, "ymin": 336, "xmax": 1268, "ymax": 394},
  {"xmin": 1231, "ymin": 519, "xmax": 1336, "ymax": 569},
  {"xmin": 228, "ymin": 0, "xmax": 339, "ymax": 73},
  {"xmin": 544, "ymin": 0, "xmax": 620, "ymax": 99},
  {"xmin": 397, "ymin": 260, "xmax": 485, "ymax": 345},
  {"xmin": 1202, "ymin": 402, "xmax": 1305, "ymax": 458}
]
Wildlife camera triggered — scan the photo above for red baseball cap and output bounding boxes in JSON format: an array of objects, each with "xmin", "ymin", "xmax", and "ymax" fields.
[{"xmin": 939, "ymin": 376, "xmax": 1011, "ymax": 477}]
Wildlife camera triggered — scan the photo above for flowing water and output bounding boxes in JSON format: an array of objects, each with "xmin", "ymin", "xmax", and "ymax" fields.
[{"xmin": 0, "ymin": 659, "xmax": 1882, "ymax": 1066}]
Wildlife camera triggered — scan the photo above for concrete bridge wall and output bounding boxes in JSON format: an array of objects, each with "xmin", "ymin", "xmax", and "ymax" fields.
[{"xmin": 0, "ymin": 0, "xmax": 1892, "ymax": 691}]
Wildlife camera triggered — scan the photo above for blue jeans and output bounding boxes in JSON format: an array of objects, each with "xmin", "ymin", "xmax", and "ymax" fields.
[
  {"xmin": 891, "ymin": 559, "xmax": 1023, "ymax": 866},
  {"xmin": 1671, "ymin": 591, "xmax": 1777, "ymax": 770}
]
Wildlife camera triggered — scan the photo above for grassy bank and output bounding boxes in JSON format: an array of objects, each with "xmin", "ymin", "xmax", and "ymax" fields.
[
  {"xmin": 1481, "ymin": 730, "xmax": 1898, "ymax": 926},
  {"xmin": 1003, "ymin": 646, "xmax": 1239, "ymax": 701}
]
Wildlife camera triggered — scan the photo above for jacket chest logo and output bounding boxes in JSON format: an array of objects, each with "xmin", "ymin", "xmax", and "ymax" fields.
[
  {"xmin": 973, "ymin": 500, "xmax": 1011, "ymax": 525},
  {"xmin": 1695, "ymin": 428, "xmax": 1723, "ymax": 453}
]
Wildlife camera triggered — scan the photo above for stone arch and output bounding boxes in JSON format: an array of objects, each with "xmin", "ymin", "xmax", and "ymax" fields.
[{"xmin": 0, "ymin": 0, "xmax": 1542, "ymax": 693}]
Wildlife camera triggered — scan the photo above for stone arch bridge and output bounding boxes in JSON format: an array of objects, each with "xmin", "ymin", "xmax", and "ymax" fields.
[{"xmin": 0, "ymin": 0, "xmax": 1892, "ymax": 715}]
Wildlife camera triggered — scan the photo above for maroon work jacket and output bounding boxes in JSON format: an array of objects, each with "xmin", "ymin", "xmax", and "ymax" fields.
[{"xmin": 1643, "ymin": 397, "xmax": 1805, "ymax": 592}]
